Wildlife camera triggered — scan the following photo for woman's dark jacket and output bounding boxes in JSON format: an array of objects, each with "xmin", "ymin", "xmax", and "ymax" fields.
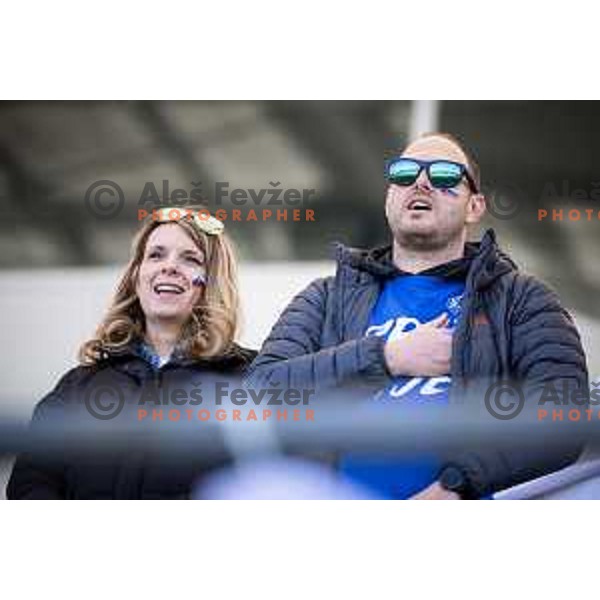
[
  {"xmin": 7, "ymin": 344, "xmax": 256, "ymax": 499},
  {"xmin": 248, "ymin": 229, "xmax": 589, "ymax": 497}
]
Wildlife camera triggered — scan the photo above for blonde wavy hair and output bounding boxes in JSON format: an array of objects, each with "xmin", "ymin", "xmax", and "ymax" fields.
[{"xmin": 79, "ymin": 213, "xmax": 240, "ymax": 364}]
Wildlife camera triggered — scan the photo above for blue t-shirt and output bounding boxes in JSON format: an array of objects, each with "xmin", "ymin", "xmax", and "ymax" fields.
[{"xmin": 339, "ymin": 274, "xmax": 465, "ymax": 499}]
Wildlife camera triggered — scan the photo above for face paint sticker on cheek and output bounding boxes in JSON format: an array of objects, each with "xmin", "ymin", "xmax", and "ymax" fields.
[
  {"xmin": 192, "ymin": 272, "xmax": 207, "ymax": 287},
  {"xmin": 441, "ymin": 188, "xmax": 459, "ymax": 197}
]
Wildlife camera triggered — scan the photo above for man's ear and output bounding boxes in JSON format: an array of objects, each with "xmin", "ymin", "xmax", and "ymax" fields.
[{"xmin": 466, "ymin": 193, "xmax": 486, "ymax": 224}]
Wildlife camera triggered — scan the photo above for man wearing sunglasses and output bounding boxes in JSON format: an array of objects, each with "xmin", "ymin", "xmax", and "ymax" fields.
[{"xmin": 249, "ymin": 133, "xmax": 587, "ymax": 500}]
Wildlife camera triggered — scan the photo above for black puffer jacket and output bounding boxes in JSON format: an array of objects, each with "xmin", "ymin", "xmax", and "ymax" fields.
[
  {"xmin": 7, "ymin": 344, "xmax": 256, "ymax": 499},
  {"xmin": 249, "ymin": 229, "xmax": 589, "ymax": 497}
]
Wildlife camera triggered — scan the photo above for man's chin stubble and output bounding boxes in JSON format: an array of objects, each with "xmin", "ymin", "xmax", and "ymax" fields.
[{"xmin": 393, "ymin": 226, "xmax": 462, "ymax": 252}]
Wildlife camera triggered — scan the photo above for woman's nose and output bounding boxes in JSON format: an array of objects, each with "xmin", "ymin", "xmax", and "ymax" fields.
[{"xmin": 160, "ymin": 260, "xmax": 180, "ymax": 275}]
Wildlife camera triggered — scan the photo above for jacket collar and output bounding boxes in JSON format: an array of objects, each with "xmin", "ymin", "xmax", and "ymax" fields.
[
  {"xmin": 334, "ymin": 228, "xmax": 517, "ymax": 291},
  {"xmin": 98, "ymin": 340, "xmax": 255, "ymax": 374}
]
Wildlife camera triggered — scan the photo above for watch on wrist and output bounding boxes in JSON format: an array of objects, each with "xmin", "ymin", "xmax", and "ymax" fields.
[{"xmin": 439, "ymin": 465, "xmax": 475, "ymax": 499}]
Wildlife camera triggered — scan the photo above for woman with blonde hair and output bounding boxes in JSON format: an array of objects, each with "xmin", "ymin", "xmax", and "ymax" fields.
[{"xmin": 8, "ymin": 208, "xmax": 255, "ymax": 499}]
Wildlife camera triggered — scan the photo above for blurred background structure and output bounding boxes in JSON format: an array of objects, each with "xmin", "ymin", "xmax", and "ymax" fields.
[
  {"xmin": 1, "ymin": 101, "xmax": 600, "ymax": 277},
  {"xmin": 1, "ymin": 100, "xmax": 600, "ymax": 497}
]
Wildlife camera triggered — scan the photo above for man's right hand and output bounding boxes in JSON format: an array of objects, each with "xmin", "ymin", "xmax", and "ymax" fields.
[{"xmin": 383, "ymin": 313, "xmax": 453, "ymax": 377}]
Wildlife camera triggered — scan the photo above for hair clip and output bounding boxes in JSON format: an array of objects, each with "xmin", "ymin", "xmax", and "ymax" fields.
[{"xmin": 155, "ymin": 207, "xmax": 225, "ymax": 236}]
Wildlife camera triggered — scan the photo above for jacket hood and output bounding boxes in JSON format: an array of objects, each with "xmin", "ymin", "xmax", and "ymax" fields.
[{"xmin": 334, "ymin": 228, "xmax": 518, "ymax": 291}]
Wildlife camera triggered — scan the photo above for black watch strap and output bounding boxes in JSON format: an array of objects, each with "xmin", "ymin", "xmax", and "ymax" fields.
[{"xmin": 439, "ymin": 465, "xmax": 476, "ymax": 499}]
